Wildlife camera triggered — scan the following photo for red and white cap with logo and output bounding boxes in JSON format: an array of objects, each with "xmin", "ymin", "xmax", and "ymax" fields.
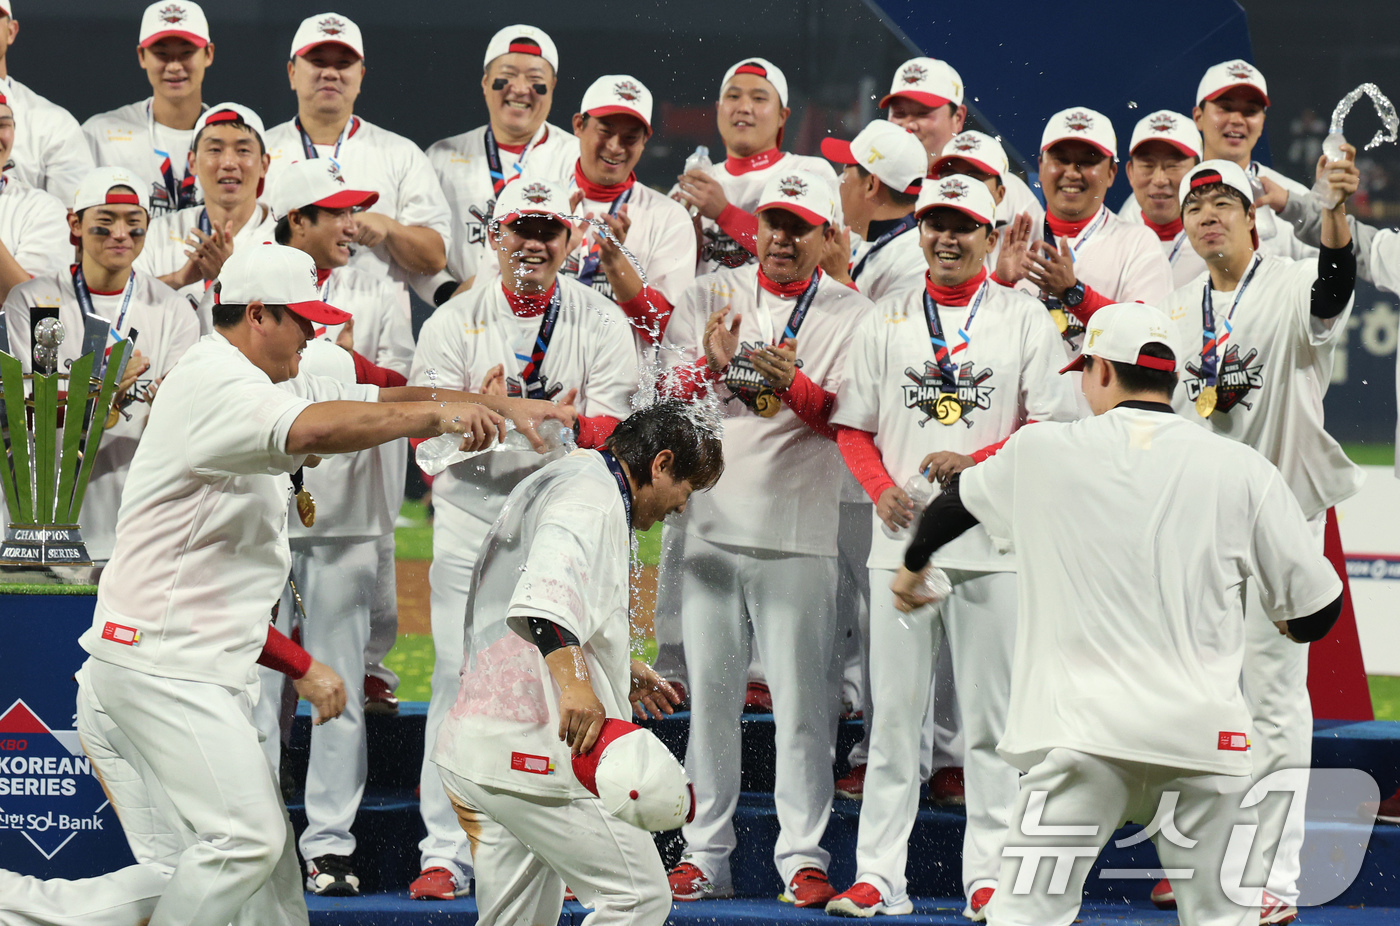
[
  {"xmin": 216, "ymin": 244, "xmax": 352, "ymax": 325},
  {"xmin": 1127, "ymin": 110, "xmax": 1202, "ymax": 159},
  {"xmin": 72, "ymin": 166, "xmax": 150, "ymax": 214},
  {"xmin": 270, "ymin": 158, "xmax": 378, "ymax": 219},
  {"xmin": 721, "ymin": 57, "xmax": 788, "ymax": 108},
  {"xmin": 1041, "ymin": 107, "xmax": 1117, "ymax": 160},
  {"xmin": 820, "ymin": 120, "xmax": 925, "ymax": 195},
  {"xmin": 914, "ymin": 174, "xmax": 997, "ymax": 226},
  {"xmin": 932, "ymin": 131, "xmax": 1009, "ymax": 180},
  {"xmin": 572, "ymin": 720, "xmax": 695, "ymax": 832},
  {"xmin": 1060, "ymin": 302, "xmax": 1177, "ymax": 374},
  {"xmin": 139, "ymin": 2, "xmax": 210, "ymax": 49},
  {"xmin": 492, "ymin": 175, "xmax": 571, "ymax": 228},
  {"xmin": 1181, "ymin": 159, "xmax": 1259, "ymax": 249},
  {"xmin": 1197, "ymin": 59, "xmax": 1269, "ymax": 107},
  {"xmin": 483, "ymin": 25, "xmax": 559, "ymax": 75},
  {"xmin": 290, "ymin": 12, "xmax": 363, "ymax": 61},
  {"xmin": 580, "ymin": 75, "xmax": 653, "ymax": 134},
  {"xmin": 880, "ymin": 57, "xmax": 964, "ymax": 110},
  {"xmin": 755, "ymin": 170, "xmax": 837, "ymax": 226}
]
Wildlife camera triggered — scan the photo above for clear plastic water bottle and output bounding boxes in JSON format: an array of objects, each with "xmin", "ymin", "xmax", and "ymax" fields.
[
  {"xmin": 921, "ymin": 565, "xmax": 953, "ymax": 606},
  {"xmin": 682, "ymin": 146, "xmax": 712, "ymax": 218},
  {"xmin": 415, "ymin": 419, "xmax": 576, "ymax": 476},
  {"xmin": 882, "ymin": 473, "xmax": 936, "ymax": 540},
  {"xmin": 1311, "ymin": 132, "xmax": 1348, "ymax": 208}
]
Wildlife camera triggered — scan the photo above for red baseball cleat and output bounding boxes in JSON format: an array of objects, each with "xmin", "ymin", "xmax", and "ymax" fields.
[
  {"xmin": 836, "ymin": 764, "xmax": 867, "ymax": 800},
  {"xmin": 781, "ymin": 867, "xmax": 837, "ymax": 907},
  {"xmin": 364, "ymin": 675, "xmax": 399, "ymax": 715},
  {"xmin": 744, "ymin": 681, "xmax": 773, "ymax": 712},
  {"xmin": 668, "ymin": 862, "xmax": 733, "ymax": 901},
  {"xmin": 968, "ymin": 886, "xmax": 994, "ymax": 921},
  {"xmin": 1260, "ymin": 890, "xmax": 1297, "ymax": 925},
  {"xmin": 1150, "ymin": 878, "xmax": 1176, "ymax": 910},
  {"xmin": 825, "ymin": 880, "xmax": 915, "ymax": 917},
  {"xmin": 409, "ymin": 866, "xmax": 465, "ymax": 900},
  {"xmin": 929, "ymin": 766, "xmax": 965, "ymax": 805}
]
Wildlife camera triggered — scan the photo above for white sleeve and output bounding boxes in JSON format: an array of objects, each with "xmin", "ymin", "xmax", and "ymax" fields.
[
  {"xmin": 2, "ymin": 285, "xmax": 34, "ymax": 367},
  {"xmin": 958, "ymin": 430, "xmax": 1024, "ymax": 549},
  {"xmin": 187, "ymin": 376, "xmax": 314, "ymax": 477},
  {"xmin": 1021, "ymin": 304, "xmax": 1081, "ymax": 422},
  {"xmin": 35, "ymin": 110, "xmax": 95, "ymax": 204},
  {"xmin": 829, "ymin": 309, "xmax": 883, "ymax": 432},
  {"xmin": 1368, "ymin": 229, "xmax": 1400, "ymax": 298},
  {"xmin": 393, "ymin": 140, "xmax": 453, "ymax": 239},
  {"xmin": 10, "ymin": 191, "xmax": 71, "ymax": 277},
  {"xmin": 1115, "ymin": 233, "xmax": 1174, "ymax": 306},
  {"xmin": 659, "ymin": 280, "xmax": 707, "ymax": 369},
  {"xmin": 1281, "ymin": 256, "xmax": 1352, "ymax": 348},
  {"xmin": 646, "ymin": 199, "xmax": 700, "ymax": 306},
  {"xmin": 155, "ymin": 295, "xmax": 200, "ymax": 378},
  {"xmin": 579, "ymin": 308, "xmax": 641, "ymax": 421},
  {"xmin": 408, "ymin": 308, "xmax": 471, "ymax": 390},
  {"xmin": 1247, "ymin": 471, "xmax": 1343, "ymax": 622},
  {"xmin": 375, "ymin": 281, "xmax": 416, "ymax": 376},
  {"xmin": 505, "ymin": 501, "xmax": 616, "ymax": 642}
]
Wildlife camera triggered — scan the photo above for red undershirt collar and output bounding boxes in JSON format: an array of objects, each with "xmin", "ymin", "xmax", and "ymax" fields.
[
  {"xmin": 1141, "ymin": 211, "xmax": 1183, "ymax": 241},
  {"xmin": 1046, "ymin": 208, "xmax": 1101, "ymax": 239},
  {"xmin": 757, "ymin": 265, "xmax": 819, "ymax": 297},
  {"xmin": 573, "ymin": 161, "xmax": 636, "ymax": 203},
  {"xmin": 315, "ymin": 267, "xmax": 332, "ymax": 286},
  {"xmin": 502, "ymin": 282, "xmax": 557, "ymax": 317},
  {"xmin": 724, "ymin": 147, "xmax": 783, "ymax": 176},
  {"xmin": 925, "ymin": 267, "xmax": 988, "ymax": 307},
  {"xmin": 497, "ymin": 140, "xmax": 527, "ymax": 155}
]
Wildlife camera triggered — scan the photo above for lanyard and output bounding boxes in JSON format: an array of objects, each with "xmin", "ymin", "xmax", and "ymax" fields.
[
  {"xmin": 1167, "ymin": 230, "xmax": 1189, "ymax": 265},
  {"xmin": 73, "ymin": 265, "xmax": 136, "ymax": 333},
  {"xmin": 574, "ymin": 187, "xmax": 634, "ymax": 287},
  {"xmin": 484, "ymin": 125, "xmax": 547, "ymax": 197},
  {"xmin": 850, "ymin": 213, "xmax": 917, "ymax": 283},
  {"xmin": 1199, "ymin": 254, "xmax": 1262, "ymax": 385},
  {"xmin": 296, "ymin": 115, "xmax": 360, "ymax": 160},
  {"xmin": 197, "ymin": 208, "xmax": 212, "ymax": 236},
  {"xmin": 599, "ymin": 450, "xmax": 633, "ymax": 527},
  {"xmin": 922, "ymin": 280, "xmax": 989, "ymax": 389},
  {"xmin": 517, "ymin": 287, "xmax": 563, "ymax": 399},
  {"xmin": 755, "ymin": 271, "xmax": 821, "ymax": 345},
  {"xmin": 149, "ymin": 100, "xmax": 200, "ymax": 211},
  {"xmin": 1041, "ymin": 208, "xmax": 1108, "ymax": 308}
]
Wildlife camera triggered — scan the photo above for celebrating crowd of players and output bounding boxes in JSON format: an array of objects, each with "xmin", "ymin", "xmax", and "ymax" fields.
[{"xmin": 0, "ymin": 2, "xmax": 1391, "ymax": 925}]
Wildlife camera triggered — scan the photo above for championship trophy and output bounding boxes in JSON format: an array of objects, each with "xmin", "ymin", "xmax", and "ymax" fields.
[{"xmin": 0, "ymin": 314, "xmax": 131, "ymax": 566}]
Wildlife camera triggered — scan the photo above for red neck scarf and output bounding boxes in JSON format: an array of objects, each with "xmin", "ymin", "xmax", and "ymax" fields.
[
  {"xmin": 497, "ymin": 140, "xmax": 527, "ymax": 156},
  {"xmin": 925, "ymin": 267, "xmax": 987, "ymax": 307},
  {"xmin": 1046, "ymin": 208, "xmax": 1100, "ymax": 239},
  {"xmin": 573, "ymin": 161, "xmax": 636, "ymax": 203},
  {"xmin": 502, "ymin": 282, "xmax": 557, "ymax": 317},
  {"xmin": 757, "ymin": 265, "xmax": 818, "ymax": 297},
  {"xmin": 1141, "ymin": 211, "xmax": 1184, "ymax": 241},
  {"xmin": 315, "ymin": 267, "xmax": 332, "ymax": 287},
  {"xmin": 724, "ymin": 147, "xmax": 783, "ymax": 176}
]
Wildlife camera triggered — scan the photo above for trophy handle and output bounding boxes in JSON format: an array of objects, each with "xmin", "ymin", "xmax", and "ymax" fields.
[
  {"xmin": 54, "ymin": 351, "xmax": 95, "ymax": 524},
  {"xmin": 0, "ymin": 352, "xmax": 28, "ymax": 524},
  {"xmin": 69, "ymin": 339, "xmax": 130, "ymax": 522}
]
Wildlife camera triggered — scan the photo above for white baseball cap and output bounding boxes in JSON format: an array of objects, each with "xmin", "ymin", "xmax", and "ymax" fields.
[
  {"xmin": 1041, "ymin": 107, "xmax": 1117, "ymax": 160},
  {"xmin": 580, "ymin": 75, "xmax": 653, "ymax": 134},
  {"xmin": 492, "ymin": 176, "xmax": 571, "ymax": 228},
  {"xmin": 1197, "ymin": 59, "xmax": 1269, "ymax": 107},
  {"xmin": 215, "ymin": 244, "xmax": 352, "ymax": 325},
  {"xmin": 1179, "ymin": 158, "xmax": 1254, "ymax": 207},
  {"xmin": 270, "ymin": 158, "xmax": 378, "ymax": 219},
  {"xmin": 72, "ymin": 166, "xmax": 150, "ymax": 215},
  {"xmin": 1127, "ymin": 110, "xmax": 1202, "ymax": 159},
  {"xmin": 721, "ymin": 58, "xmax": 788, "ymax": 108},
  {"xmin": 139, "ymin": 2, "xmax": 209, "ymax": 49},
  {"xmin": 880, "ymin": 57, "xmax": 964, "ymax": 110},
  {"xmin": 290, "ymin": 12, "xmax": 363, "ymax": 61},
  {"xmin": 754, "ymin": 170, "xmax": 837, "ymax": 226},
  {"xmin": 820, "ymin": 120, "xmax": 926, "ymax": 195},
  {"xmin": 1060, "ymin": 303, "xmax": 1177, "ymax": 374},
  {"xmin": 483, "ymin": 25, "xmax": 559, "ymax": 75},
  {"xmin": 0, "ymin": 2, "xmax": 11, "ymax": 18},
  {"xmin": 932, "ymin": 131, "xmax": 1009, "ymax": 180},
  {"xmin": 193, "ymin": 102, "xmax": 265, "ymax": 143},
  {"xmin": 913, "ymin": 174, "xmax": 997, "ymax": 226},
  {"xmin": 572, "ymin": 720, "xmax": 695, "ymax": 832}
]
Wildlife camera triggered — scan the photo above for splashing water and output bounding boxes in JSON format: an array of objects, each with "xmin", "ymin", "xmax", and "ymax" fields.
[{"xmin": 1313, "ymin": 83, "xmax": 1399, "ymax": 207}]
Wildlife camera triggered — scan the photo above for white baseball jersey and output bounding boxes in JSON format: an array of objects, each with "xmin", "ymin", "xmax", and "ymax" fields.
[
  {"xmin": 1359, "ymin": 229, "xmax": 1400, "ymax": 474},
  {"xmin": 427, "ymin": 122, "xmax": 579, "ymax": 285},
  {"xmin": 1161, "ymin": 255, "xmax": 1364, "ymax": 518},
  {"xmin": 2, "ymin": 269, "xmax": 200, "ymax": 561},
  {"xmin": 961, "ymin": 405, "xmax": 1341, "ymax": 775},
  {"xmin": 996, "ymin": 173, "xmax": 1044, "ymax": 231},
  {"xmin": 264, "ymin": 117, "xmax": 453, "ymax": 309},
  {"xmin": 848, "ymin": 216, "xmax": 925, "ymax": 304},
  {"xmin": 1250, "ymin": 162, "xmax": 1317, "ymax": 261},
  {"xmin": 409, "ymin": 278, "xmax": 638, "ymax": 541},
  {"xmin": 679, "ymin": 151, "xmax": 843, "ymax": 275},
  {"xmin": 289, "ymin": 265, "xmax": 414, "ymax": 540},
  {"xmin": 134, "ymin": 204, "xmax": 278, "ymax": 308},
  {"xmin": 78, "ymin": 332, "xmax": 376, "ymax": 687},
  {"xmin": 661, "ymin": 266, "xmax": 871, "ymax": 555},
  {"xmin": 82, "ymin": 100, "xmax": 206, "ymax": 217},
  {"xmin": 432, "ymin": 450, "xmax": 633, "ymax": 799},
  {"xmin": 2, "ymin": 75, "xmax": 94, "ymax": 204},
  {"xmin": 0, "ymin": 175, "xmax": 71, "ymax": 278},
  {"xmin": 831, "ymin": 277, "xmax": 1078, "ymax": 572},
  {"xmin": 1116, "ymin": 197, "xmax": 1209, "ymax": 290}
]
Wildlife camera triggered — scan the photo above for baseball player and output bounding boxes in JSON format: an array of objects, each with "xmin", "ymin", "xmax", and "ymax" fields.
[
  {"xmin": 932, "ymin": 130, "xmax": 1043, "ymax": 269},
  {"xmin": 0, "ymin": 1, "xmax": 93, "ymax": 203},
  {"xmin": 659, "ymin": 170, "xmax": 871, "ymax": 906},
  {"xmin": 1151, "ymin": 158, "xmax": 1360, "ymax": 924},
  {"xmin": 263, "ymin": 12, "xmax": 451, "ymax": 319},
  {"xmin": 826, "ymin": 177, "xmax": 1077, "ymax": 920},
  {"xmin": 82, "ymin": 2, "xmax": 214, "ymax": 217},
  {"xmin": 247, "ymin": 158, "xmax": 412, "ymax": 896},
  {"xmin": 408, "ymin": 175, "xmax": 639, "ymax": 901},
  {"xmin": 2, "ymin": 166, "xmax": 198, "ymax": 567},
  {"xmin": 994, "ymin": 107, "xmax": 1172, "ymax": 356},
  {"xmin": 0, "ymin": 91, "xmax": 69, "ymax": 300},
  {"xmin": 1117, "ymin": 111, "xmax": 1209, "ymax": 288},
  {"xmin": 1192, "ymin": 59, "xmax": 1315, "ymax": 260},
  {"xmin": 426, "ymin": 25, "xmax": 578, "ymax": 302},
  {"xmin": 134, "ymin": 102, "xmax": 276, "ymax": 314},
  {"xmin": 431, "ymin": 401, "xmax": 722, "ymax": 926},
  {"xmin": 890, "ymin": 301, "xmax": 1343, "ymax": 926}
]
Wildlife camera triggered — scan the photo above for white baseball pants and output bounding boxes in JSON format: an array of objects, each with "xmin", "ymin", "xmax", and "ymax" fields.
[
  {"xmin": 855, "ymin": 568, "xmax": 1018, "ymax": 907},
  {"xmin": 651, "ymin": 518, "xmax": 688, "ymax": 687},
  {"xmin": 364, "ymin": 532, "xmax": 401, "ymax": 691},
  {"xmin": 835, "ymin": 502, "xmax": 872, "ymax": 719},
  {"xmin": 677, "ymin": 535, "xmax": 838, "ymax": 888},
  {"xmin": 437, "ymin": 771, "xmax": 670, "ymax": 926},
  {"xmin": 989, "ymin": 748, "xmax": 1256, "ymax": 926}
]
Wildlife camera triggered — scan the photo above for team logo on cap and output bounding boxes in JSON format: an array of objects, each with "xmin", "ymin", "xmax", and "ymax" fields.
[
  {"xmin": 903, "ymin": 361, "xmax": 995, "ymax": 428},
  {"xmin": 1150, "ymin": 114, "xmax": 1178, "ymax": 133},
  {"xmin": 158, "ymin": 3, "xmax": 188, "ymax": 24},
  {"xmin": 1184, "ymin": 346, "xmax": 1263, "ymax": 413},
  {"xmin": 900, "ymin": 63, "xmax": 928, "ymax": 86},
  {"xmin": 614, "ymin": 80, "xmax": 643, "ymax": 103},
  {"xmin": 1226, "ymin": 61, "xmax": 1256, "ymax": 80},
  {"xmin": 318, "ymin": 16, "xmax": 347, "ymax": 36},
  {"xmin": 777, "ymin": 176, "xmax": 808, "ymax": 198},
  {"xmin": 952, "ymin": 134, "xmax": 981, "ymax": 153},
  {"xmin": 938, "ymin": 177, "xmax": 970, "ymax": 200},
  {"xmin": 327, "ymin": 160, "xmax": 347, "ymax": 185},
  {"xmin": 521, "ymin": 182, "xmax": 552, "ymax": 205},
  {"xmin": 1065, "ymin": 110, "xmax": 1095, "ymax": 132}
]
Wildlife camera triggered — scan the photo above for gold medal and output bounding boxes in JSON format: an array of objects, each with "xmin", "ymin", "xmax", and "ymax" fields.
[
  {"xmin": 934, "ymin": 392, "xmax": 962, "ymax": 426},
  {"xmin": 296, "ymin": 488, "xmax": 317, "ymax": 527},
  {"xmin": 105, "ymin": 404, "xmax": 120, "ymax": 428},
  {"xmin": 1195, "ymin": 384, "xmax": 1218, "ymax": 418},
  {"xmin": 754, "ymin": 389, "xmax": 780, "ymax": 418},
  {"xmin": 1049, "ymin": 308, "xmax": 1069, "ymax": 334}
]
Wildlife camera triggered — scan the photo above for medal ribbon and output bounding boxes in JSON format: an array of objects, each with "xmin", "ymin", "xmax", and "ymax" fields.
[
  {"xmin": 517, "ymin": 286, "xmax": 563, "ymax": 399},
  {"xmin": 922, "ymin": 280, "xmax": 989, "ymax": 390},
  {"xmin": 73, "ymin": 265, "xmax": 137, "ymax": 334},
  {"xmin": 777, "ymin": 271, "xmax": 821, "ymax": 344},
  {"xmin": 1167, "ymin": 230, "xmax": 1188, "ymax": 265},
  {"xmin": 1199, "ymin": 254, "xmax": 1262, "ymax": 386},
  {"xmin": 296, "ymin": 115, "xmax": 360, "ymax": 160},
  {"xmin": 850, "ymin": 213, "xmax": 917, "ymax": 283},
  {"xmin": 149, "ymin": 100, "xmax": 201, "ymax": 211},
  {"xmin": 1040, "ymin": 207, "xmax": 1108, "ymax": 310},
  {"xmin": 575, "ymin": 186, "xmax": 634, "ymax": 287},
  {"xmin": 484, "ymin": 124, "xmax": 548, "ymax": 197},
  {"xmin": 599, "ymin": 449, "xmax": 634, "ymax": 527}
]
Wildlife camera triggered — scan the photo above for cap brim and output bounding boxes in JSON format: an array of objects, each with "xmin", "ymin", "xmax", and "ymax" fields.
[
  {"xmin": 293, "ymin": 40, "xmax": 363, "ymax": 60},
  {"xmin": 312, "ymin": 189, "xmax": 380, "ymax": 210},
  {"xmin": 755, "ymin": 201, "xmax": 830, "ymax": 226},
  {"xmin": 1060, "ymin": 353, "xmax": 1089, "ymax": 374},
  {"xmin": 140, "ymin": 30, "xmax": 210, "ymax": 49},
  {"xmin": 496, "ymin": 209, "xmax": 571, "ymax": 229},
  {"xmin": 1129, "ymin": 138, "xmax": 1200, "ymax": 159},
  {"xmin": 820, "ymin": 137, "xmax": 857, "ymax": 164},
  {"xmin": 914, "ymin": 201, "xmax": 994, "ymax": 226},
  {"xmin": 584, "ymin": 105, "xmax": 651, "ymax": 133},
  {"xmin": 1041, "ymin": 135, "xmax": 1116, "ymax": 159},
  {"xmin": 1204, "ymin": 83, "xmax": 1270, "ymax": 107},
  {"xmin": 288, "ymin": 299, "xmax": 354, "ymax": 325},
  {"xmin": 879, "ymin": 90, "xmax": 952, "ymax": 110},
  {"xmin": 931, "ymin": 155, "xmax": 1003, "ymax": 179}
]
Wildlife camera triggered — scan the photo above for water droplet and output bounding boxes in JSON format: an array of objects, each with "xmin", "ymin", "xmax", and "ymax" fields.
[{"xmin": 1127, "ymin": 101, "xmax": 1138, "ymax": 109}]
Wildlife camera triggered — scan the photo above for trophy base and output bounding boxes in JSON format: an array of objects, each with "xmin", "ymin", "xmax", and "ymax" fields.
[{"xmin": 0, "ymin": 525, "xmax": 91, "ymax": 566}]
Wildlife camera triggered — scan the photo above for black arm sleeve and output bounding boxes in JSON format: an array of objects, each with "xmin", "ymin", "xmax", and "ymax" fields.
[
  {"xmin": 903, "ymin": 474, "xmax": 981, "ymax": 573},
  {"xmin": 526, "ymin": 616, "xmax": 581, "ymax": 656},
  {"xmin": 1284, "ymin": 591, "xmax": 1345, "ymax": 644},
  {"xmin": 433, "ymin": 280, "xmax": 460, "ymax": 308},
  {"xmin": 1311, "ymin": 244, "xmax": 1356, "ymax": 319}
]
